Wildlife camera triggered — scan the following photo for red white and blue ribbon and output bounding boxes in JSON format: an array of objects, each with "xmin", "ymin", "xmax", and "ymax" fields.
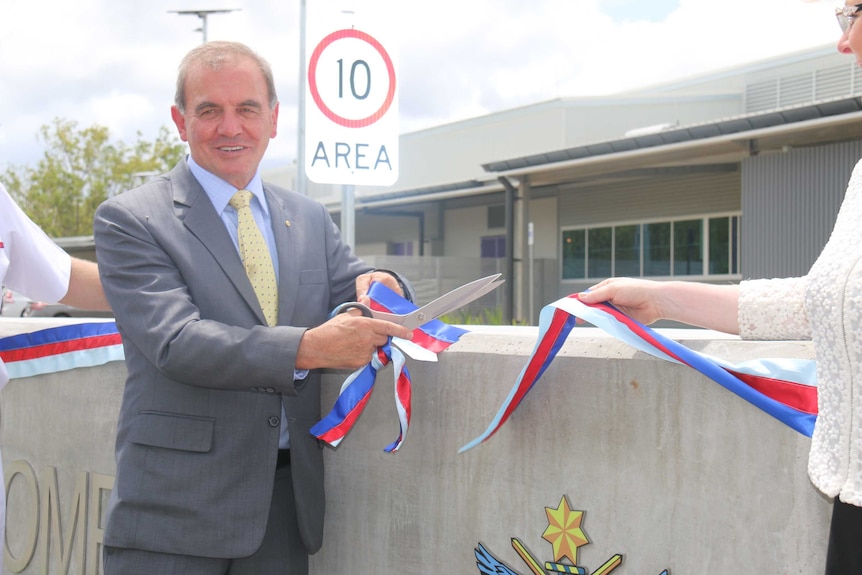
[
  {"xmin": 460, "ymin": 294, "xmax": 818, "ymax": 452},
  {"xmin": 0, "ymin": 321, "xmax": 124, "ymax": 383},
  {"xmin": 312, "ymin": 340, "xmax": 411, "ymax": 452},
  {"xmin": 311, "ymin": 282, "xmax": 469, "ymax": 452}
]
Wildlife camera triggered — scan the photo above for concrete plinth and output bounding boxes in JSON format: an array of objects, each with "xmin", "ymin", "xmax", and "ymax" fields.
[{"xmin": 0, "ymin": 320, "xmax": 827, "ymax": 574}]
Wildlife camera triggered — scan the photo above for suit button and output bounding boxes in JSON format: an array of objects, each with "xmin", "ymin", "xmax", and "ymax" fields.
[{"xmin": 268, "ymin": 416, "xmax": 280, "ymax": 427}]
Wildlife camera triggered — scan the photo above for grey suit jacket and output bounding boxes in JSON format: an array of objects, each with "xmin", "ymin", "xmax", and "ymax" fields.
[{"xmin": 94, "ymin": 160, "xmax": 370, "ymax": 558}]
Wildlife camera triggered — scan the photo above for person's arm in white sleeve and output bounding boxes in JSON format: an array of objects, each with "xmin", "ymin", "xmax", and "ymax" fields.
[{"xmin": 60, "ymin": 257, "xmax": 111, "ymax": 311}]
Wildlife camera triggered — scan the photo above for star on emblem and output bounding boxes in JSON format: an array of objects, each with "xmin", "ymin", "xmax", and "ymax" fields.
[{"xmin": 542, "ymin": 495, "xmax": 589, "ymax": 564}]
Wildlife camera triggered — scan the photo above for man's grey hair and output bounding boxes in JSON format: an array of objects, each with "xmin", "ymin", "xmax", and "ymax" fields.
[{"xmin": 174, "ymin": 41, "xmax": 278, "ymax": 113}]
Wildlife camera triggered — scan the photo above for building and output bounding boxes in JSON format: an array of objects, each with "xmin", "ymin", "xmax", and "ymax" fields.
[{"xmin": 265, "ymin": 43, "xmax": 862, "ymax": 323}]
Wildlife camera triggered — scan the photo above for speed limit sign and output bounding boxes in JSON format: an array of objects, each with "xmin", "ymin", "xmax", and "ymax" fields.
[{"xmin": 304, "ymin": 5, "xmax": 399, "ymax": 186}]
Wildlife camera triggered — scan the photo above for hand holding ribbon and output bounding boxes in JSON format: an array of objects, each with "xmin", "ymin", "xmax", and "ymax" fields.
[
  {"xmin": 311, "ymin": 282, "xmax": 470, "ymax": 452},
  {"xmin": 459, "ymin": 293, "xmax": 818, "ymax": 452}
]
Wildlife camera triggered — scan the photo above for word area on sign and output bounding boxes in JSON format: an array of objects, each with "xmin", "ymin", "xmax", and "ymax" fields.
[{"xmin": 309, "ymin": 140, "xmax": 394, "ymax": 180}]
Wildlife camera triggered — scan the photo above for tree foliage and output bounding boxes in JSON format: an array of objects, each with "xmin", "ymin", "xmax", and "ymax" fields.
[{"xmin": 1, "ymin": 118, "xmax": 186, "ymax": 237}]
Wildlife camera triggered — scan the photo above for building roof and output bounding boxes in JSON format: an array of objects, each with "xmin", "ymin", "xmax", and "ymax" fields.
[{"xmin": 482, "ymin": 96, "xmax": 862, "ymax": 185}]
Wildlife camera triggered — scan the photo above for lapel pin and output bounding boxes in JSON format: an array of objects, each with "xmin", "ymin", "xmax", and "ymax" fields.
[{"xmin": 285, "ymin": 220, "xmax": 291, "ymax": 227}]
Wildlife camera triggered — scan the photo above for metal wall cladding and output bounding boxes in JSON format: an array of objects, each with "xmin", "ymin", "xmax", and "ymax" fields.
[
  {"xmin": 741, "ymin": 139, "xmax": 862, "ymax": 279},
  {"xmin": 557, "ymin": 170, "xmax": 741, "ymax": 228},
  {"xmin": 745, "ymin": 61, "xmax": 862, "ymax": 114}
]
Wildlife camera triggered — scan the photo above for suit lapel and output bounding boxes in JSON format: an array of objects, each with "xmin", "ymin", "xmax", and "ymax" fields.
[
  {"xmin": 172, "ymin": 162, "xmax": 268, "ymax": 326},
  {"xmin": 265, "ymin": 186, "xmax": 299, "ymax": 325}
]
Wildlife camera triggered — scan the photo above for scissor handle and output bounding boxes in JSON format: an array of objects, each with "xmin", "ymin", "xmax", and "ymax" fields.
[{"xmin": 330, "ymin": 301, "xmax": 374, "ymax": 319}]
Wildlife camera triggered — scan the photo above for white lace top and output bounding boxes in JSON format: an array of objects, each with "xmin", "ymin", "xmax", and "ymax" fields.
[{"xmin": 738, "ymin": 158, "xmax": 862, "ymax": 505}]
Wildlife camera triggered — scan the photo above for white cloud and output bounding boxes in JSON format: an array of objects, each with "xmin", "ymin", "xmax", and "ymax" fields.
[
  {"xmin": 0, "ymin": 0, "xmax": 849, "ymax": 171},
  {"xmin": 87, "ymin": 92, "xmax": 159, "ymax": 138}
]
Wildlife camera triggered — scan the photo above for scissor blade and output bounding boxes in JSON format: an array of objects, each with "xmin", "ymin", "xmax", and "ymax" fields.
[
  {"xmin": 391, "ymin": 337, "xmax": 439, "ymax": 362},
  {"xmin": 401, "ymin": 273, "xmax": 504, "ymax": 329}
]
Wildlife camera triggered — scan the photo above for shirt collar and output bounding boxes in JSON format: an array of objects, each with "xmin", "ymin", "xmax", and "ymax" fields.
[{"xmin": 186, "ymin": 155, "xmax": 268, "ymax": 217}]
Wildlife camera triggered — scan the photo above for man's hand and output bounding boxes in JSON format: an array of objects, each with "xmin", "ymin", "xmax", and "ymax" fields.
[
  {"xmin": 296, "ymin": 312, "xmax": 413, "ymax": 370},
  {"xmin": 354, "ymin": 271, "xmax": 403, "ymax": 306}
]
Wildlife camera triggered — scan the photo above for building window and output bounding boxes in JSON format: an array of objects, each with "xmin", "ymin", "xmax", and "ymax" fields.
[
  {"xmin": 644, "ymin": 222, "xmax": 671, "ymax": 276},
  {"xmin": 562, "ymin": 230, "xmax": 586, "ymax": 279},
  {"xmin": 561, "ymin": 213, "xmax": 741, "ymax": 281},
  {"xmin": 389, "ymin": 241, "xmax": 413, "ymax": 256},
  {"xmin": 481, "ymin": 235, "xmax": 506, "ymax": 258},
  {"xmin": 487, "ymin": 205, "xmax": 505, "ymax": 229},
  {"xmin": 614, "ymin": 224, "xmax": 640, "ymax": 277},
  {"xmin": 588, "ymin": 227, "xmax": 612, "ymax": 278},
  {"xmin": 708, "ymin": 216, "xmax": 740, "ymax": 275},
  {"xmin": 673, "ymin": 219, "xmax": 703, "ymax": 276}
]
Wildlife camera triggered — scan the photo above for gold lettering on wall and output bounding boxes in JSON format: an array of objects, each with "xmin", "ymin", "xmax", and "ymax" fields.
[
  {"xmin": 87, "ymin": 473, "xmax": 114, "ymax": 575},
  {"xmin": 5, "ymin": 460, "xmax": 38, "ymax": 572},
  {"xmin": 41, "ymin": 467, "xmax": 87, "ymax": 573},
  {"xmin": 4, "ymin": 460, "xmax": 115, "ymax": 575}
]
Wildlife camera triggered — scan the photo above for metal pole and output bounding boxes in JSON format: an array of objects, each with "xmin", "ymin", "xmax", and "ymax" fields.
[
  {"xmin": 499, "ymin": 176, "xmax": 516, "ymax": 325},
  {"xmin": 296, "ymin": 0, "xmax": 308, "ymax": 196},
  {"xmin": 341, "ymin": 184, "xmax": 355, "ymax": 247},
  {"xmin": 168, "ymin": 10, "xmax": 239, "ymax": 45},
  {"xmin": 528, "ymin": 221, "xmax": 534, "ymax": 325}
]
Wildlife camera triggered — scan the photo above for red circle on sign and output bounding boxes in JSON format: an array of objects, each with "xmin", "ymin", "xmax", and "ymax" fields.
[{"xmin": 307, "ymin": 29, "xmax": 396, "ymax": 128}]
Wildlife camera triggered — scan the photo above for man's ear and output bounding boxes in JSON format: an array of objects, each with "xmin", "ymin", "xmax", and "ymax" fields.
[
  {"xmin": 270, "ymin": 102, "xmax": 279, "ymax": 139},
  {"xmin": 171, "ymin": 106, "xmax": 189, "ymax": 142}
]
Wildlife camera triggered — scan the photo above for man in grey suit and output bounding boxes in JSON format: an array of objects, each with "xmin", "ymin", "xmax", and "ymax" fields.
[{"xmin": 94, "ymin": 41, "xmax": 412, "ymax": 574}]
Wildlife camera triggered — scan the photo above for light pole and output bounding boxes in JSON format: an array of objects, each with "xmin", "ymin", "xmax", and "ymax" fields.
[
  {"xmin": 169, "ymin": 9, "xmax": 240, "ymax": 44},
  {"xmin": 296, "ymin": 0, "xmax": 307, "ymax": 196}
]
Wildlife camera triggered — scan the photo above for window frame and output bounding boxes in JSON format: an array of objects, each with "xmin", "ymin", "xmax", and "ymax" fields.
[{"xmin": 560, "ymin": 212, "xmax": 742, "ymax": 283}]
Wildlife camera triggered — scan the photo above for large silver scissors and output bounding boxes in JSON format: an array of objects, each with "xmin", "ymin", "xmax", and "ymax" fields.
[{"xmin": 332, "ymin": 273, "xmax": 505, "ymax": 330}]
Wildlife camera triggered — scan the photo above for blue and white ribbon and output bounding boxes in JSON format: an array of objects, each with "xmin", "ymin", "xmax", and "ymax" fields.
[
  {"xmin": 0, "ymin": 321, "xmax": 124, "ymax": 384},
  {"xmin": 460, "ymin": 294, "xmax": 818, "ymax": 452}
]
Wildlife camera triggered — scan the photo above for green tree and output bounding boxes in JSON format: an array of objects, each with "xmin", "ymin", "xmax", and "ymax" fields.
[{"xmin": 1, "ymin": 118, "xmax": 186, "ymax": 237}]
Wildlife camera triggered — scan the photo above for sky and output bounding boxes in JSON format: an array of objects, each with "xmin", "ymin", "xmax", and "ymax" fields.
[{"xmin": 0, "ymin": 0, "xmax": 842, "ymax": 174}]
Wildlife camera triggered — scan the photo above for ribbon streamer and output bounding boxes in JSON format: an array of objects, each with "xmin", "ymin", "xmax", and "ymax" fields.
[
  {"xmin": 312, "ymin": 340, "xmax": 411, "ymax": 452},
  {"xmin": 311, "ymin": 282, "xmax": 469, "ymax": 452},
  {"xmin": 460, "ymin": 294, "xmax": 818, "ymax": 452},
  {"xmin": 0, "ymin": 321, "xmax": 124, "ymax": 384}
]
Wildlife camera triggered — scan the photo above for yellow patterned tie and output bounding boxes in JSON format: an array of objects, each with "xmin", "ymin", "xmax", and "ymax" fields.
[{"xmin": 229, "ymin": 190, "xmax": 278, "ymax": 327}]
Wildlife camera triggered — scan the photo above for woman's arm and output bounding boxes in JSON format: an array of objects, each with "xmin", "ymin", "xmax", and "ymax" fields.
[{"xmin": 578, "ymin": 278, "xmax": 740, "ymax": 335}]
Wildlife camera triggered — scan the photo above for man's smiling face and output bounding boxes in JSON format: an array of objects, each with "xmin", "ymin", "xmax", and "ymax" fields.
[{"xmin": 171, "ymin": 54, "xmax": 279, "ymax": 189}]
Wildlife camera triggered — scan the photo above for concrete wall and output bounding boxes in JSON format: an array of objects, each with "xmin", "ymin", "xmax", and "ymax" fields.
[{"xmin": 1, "ymin": 320, "xmax": 829, "ymax": 574}]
